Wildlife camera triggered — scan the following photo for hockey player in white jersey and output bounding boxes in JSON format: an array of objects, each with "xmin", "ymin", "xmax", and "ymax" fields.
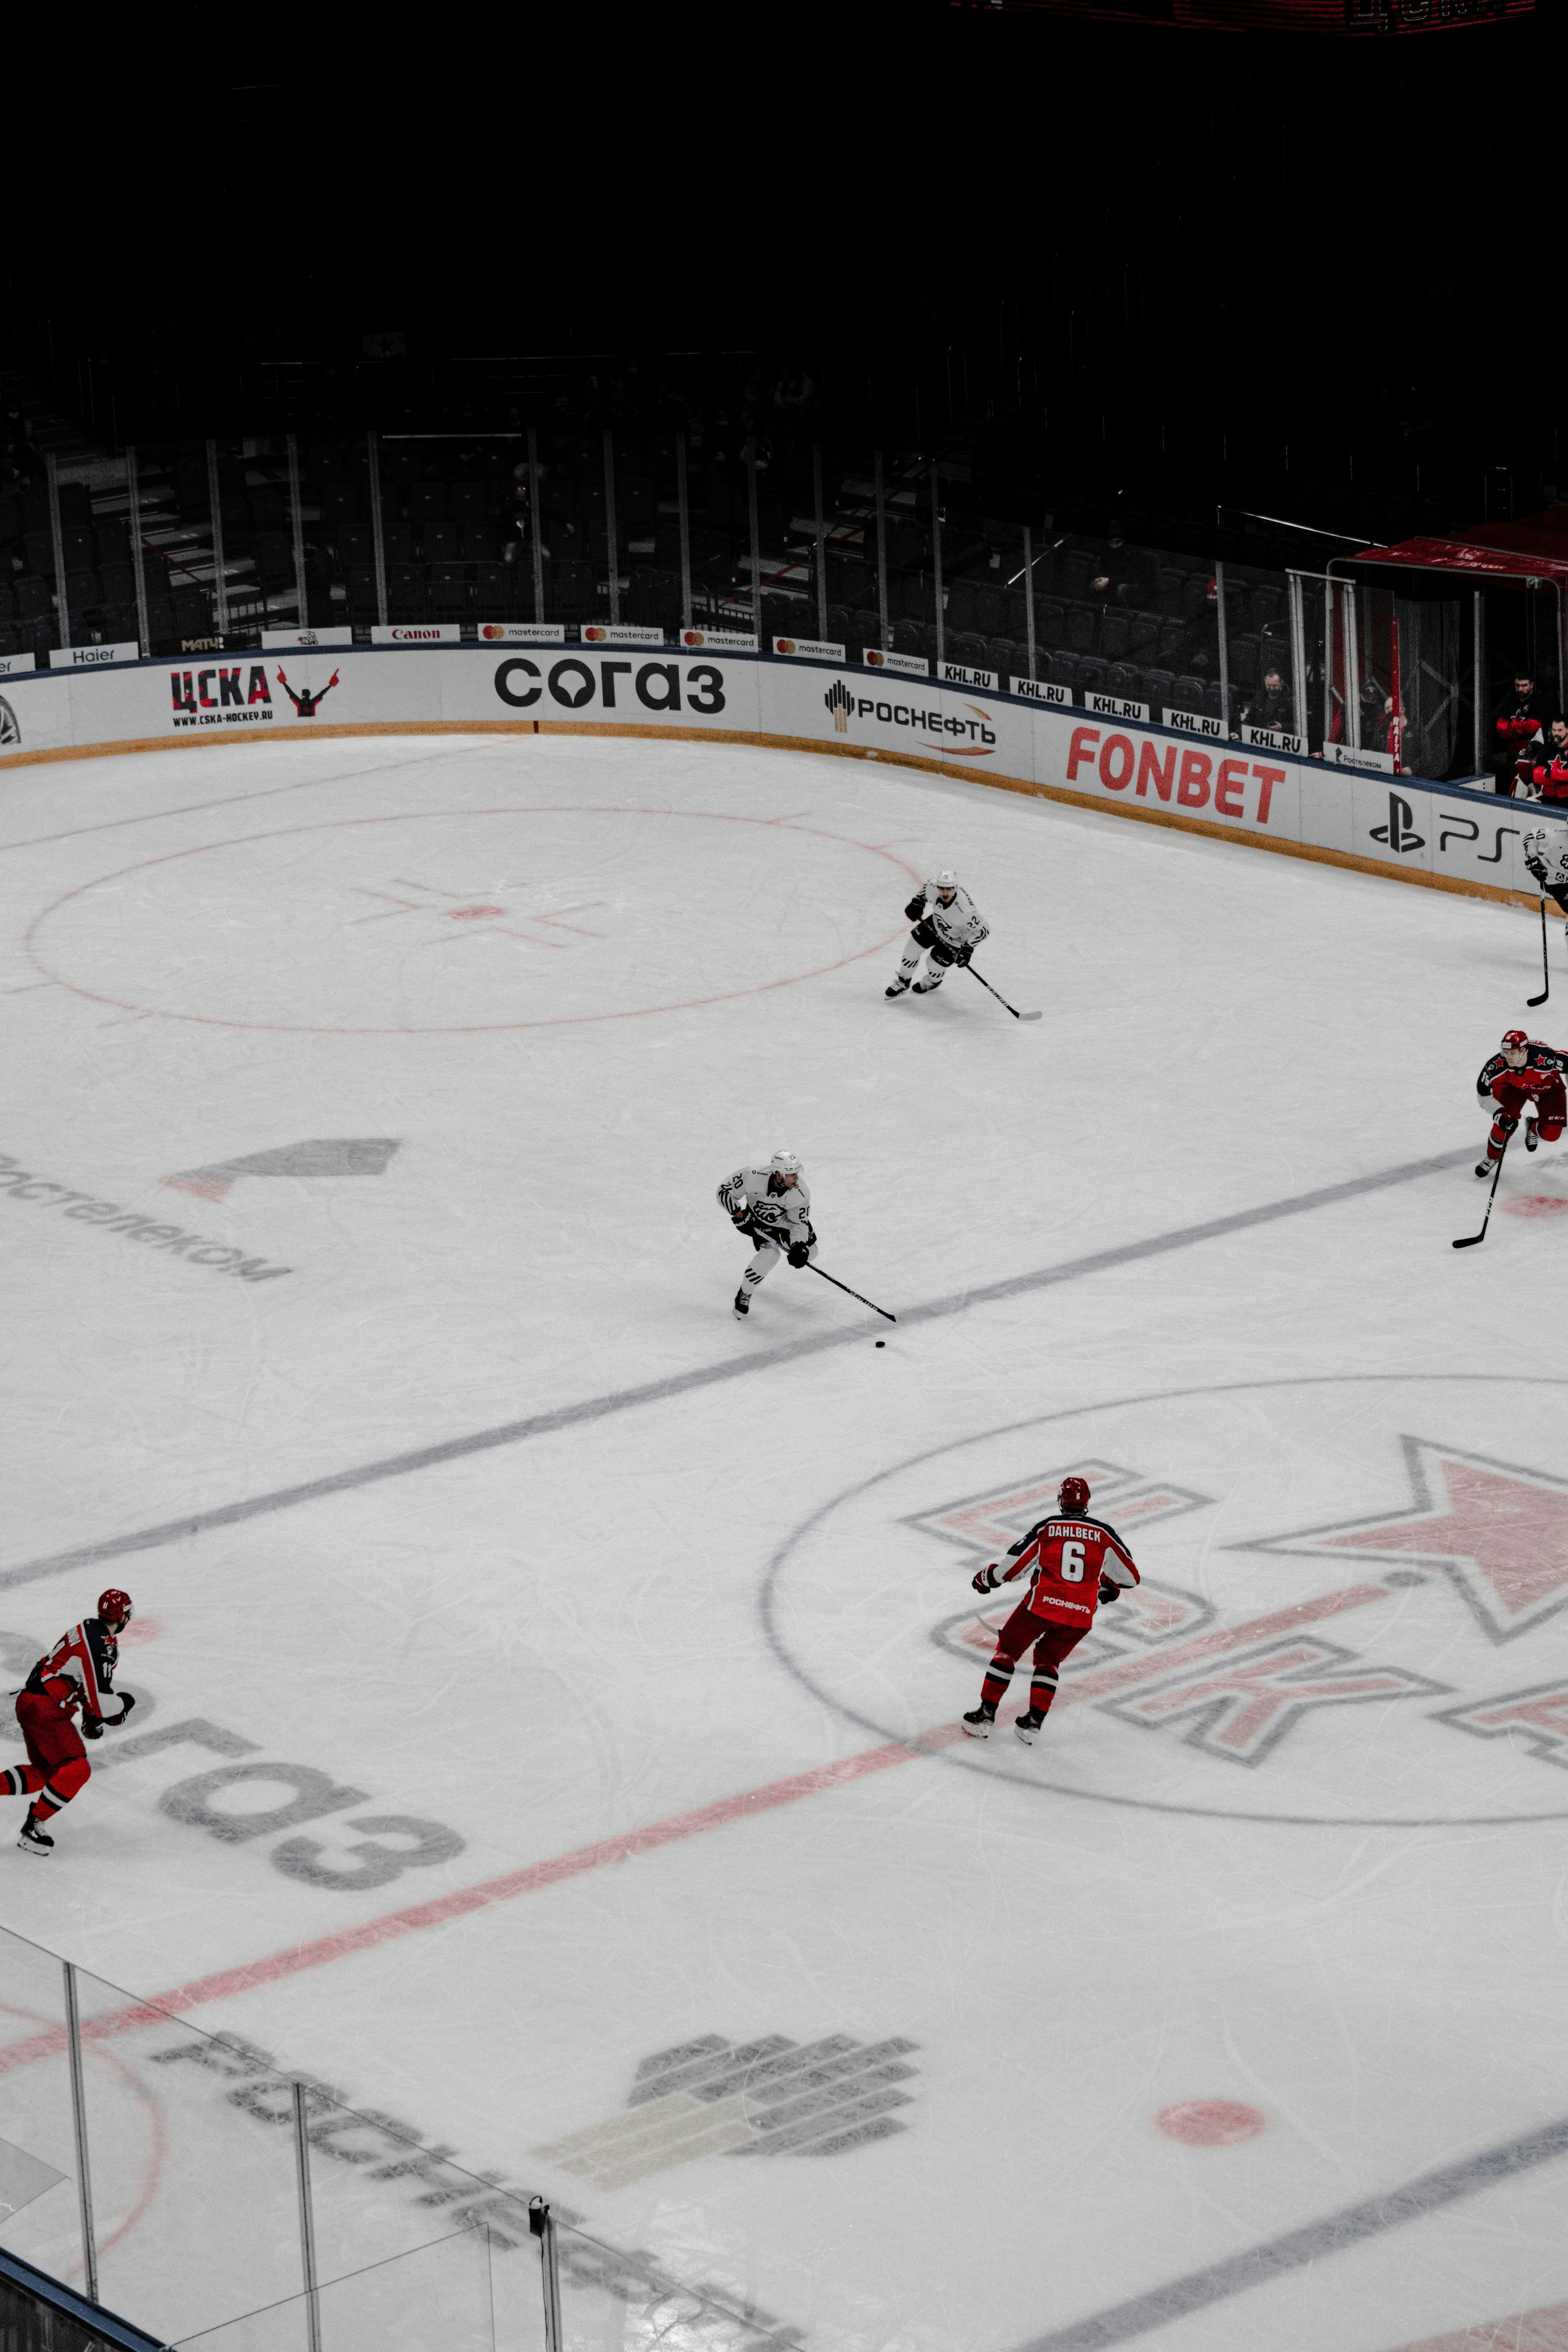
[
  {"xmin": 718, "ymin": 1152, "xmax": 817, "ymax": 1320},
  {"xmin": 886, "ymin": 869, "xmax": 989, "ymax": 999},
  {"xmin": 1525, "ymin": 828, "xmax": 1568, "ymax": 943}
]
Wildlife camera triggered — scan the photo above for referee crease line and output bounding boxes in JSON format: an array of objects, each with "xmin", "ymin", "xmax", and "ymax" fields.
[{"xmin": 0, "ymin": 1144, "xmax": 1475, "ymax": 1594}]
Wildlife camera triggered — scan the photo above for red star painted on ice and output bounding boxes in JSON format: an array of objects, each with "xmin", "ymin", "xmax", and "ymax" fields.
[{"xmin": 1236, "ymin": 1438, "xmax": 1568, "ymax": 1643}]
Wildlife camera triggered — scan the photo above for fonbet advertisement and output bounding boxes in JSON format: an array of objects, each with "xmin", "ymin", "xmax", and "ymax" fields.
[{"xmin": 0, "ymin": 646, "xmax": 1550, "ymax": 903}]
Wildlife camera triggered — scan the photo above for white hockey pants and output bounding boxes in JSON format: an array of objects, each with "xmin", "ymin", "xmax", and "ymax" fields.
[
  {"xmin": 897, "ymin": 936, "xmax": 951, "ymax": 990},
  {"xmin": 740, "ymin": 1237, "xmax": 817, "ymax": 1293}
]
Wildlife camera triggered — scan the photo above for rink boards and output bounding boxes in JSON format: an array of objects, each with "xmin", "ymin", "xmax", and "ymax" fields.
[{"xmin": 0, "ymin": 644, "xmax": 1552, "ymax": 909}]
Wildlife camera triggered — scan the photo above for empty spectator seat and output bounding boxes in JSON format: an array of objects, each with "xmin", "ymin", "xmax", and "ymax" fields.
[
  {"xmin": 411, "ymin": 484, "xmax": 449, "ymax": 521},
  {"xmin": 1058, "ymin": 553, "xmax": 1091, "ymax": 601},
  {"xmin": 949, "ymin": 633, "xmax": 989, "ymax": 671},
  {"xmin": 1065, "ymin": 605, "xmax": 1097, "ymax": 655},
  {"xmin": 1100, "ymin": 612, "xmax": 1131, "ymax": 662},
  {"xmin": 1158, "ymin": 620, "xmax": 1187, "ymax": 663},
  {"xmin": 472, "ymin": 561, "xmax": 508, "ymax": 605},
  {"xmin": 449, "ymin": 483, "xmax": 489, "ymax": 522},
  {"xmin": 423, "ymin": 524, "xmax": 463, "ymax": 564},
  {"xmin": 386, "ymin": 562, "xmax": 425, "ymax": 616},
  {"xmin": 1075, "ymin": 656, "xmax": 1107, "ymax": 695},
  {"xmin": 1228, "ymin": 634, "xmax": 1260, "ymax": 690},
  {"xmin": 1250, "ymin": 584, "xmax": 1284, "ymax": 634},
  {"xmin": 1181, "ymin": 575, "xmax": 1211, "ymax": 618},
  {"xmin": 1154, "ymin": 568, "xmax": 1186, "ymax": 617},
  {"xmin": 892, "ymin": 620, "xmax": 923, "ymax": 658},
  {"xmin": 1033, "ymin": 597, "xmax": 1064, "ymax": 649},
  {"xmin": 1172, "ymin": 674, "xmax": 1206, "ymax": 713},
  {"xmin": 1126, "ymin": 612, "xmax": 1160, "ymax": 663},
  {"xmin": 1143, "ymin": 668, "xmax": 1176, "ymax": 714},
  {"xmin": 1105, "ymin": 663, "xmax": 1141, "ymax": 701}
]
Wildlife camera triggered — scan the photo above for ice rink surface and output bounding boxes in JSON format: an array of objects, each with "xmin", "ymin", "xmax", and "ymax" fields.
[{"xmin": 2, "ymin": 727, "xmax": 1568, "ymax": 2352}]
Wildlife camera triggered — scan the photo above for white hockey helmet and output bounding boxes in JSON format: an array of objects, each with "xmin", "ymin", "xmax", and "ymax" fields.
[
  {"xmin": 934, "ymin": 868, "xmax": 957, "ymax": 893},
  {"xmin": 770, "ymin": 1150, "xmax": 802, "ymax": 1178}
]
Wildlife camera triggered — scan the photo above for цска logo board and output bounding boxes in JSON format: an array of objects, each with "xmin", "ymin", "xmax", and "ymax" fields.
[{"xmin": 169, "ymin": 665, "xmax": 340, "ymax": 730}]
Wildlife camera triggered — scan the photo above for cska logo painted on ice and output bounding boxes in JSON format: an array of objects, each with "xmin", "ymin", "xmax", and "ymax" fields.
[
  {"xmin": 1235, "ymin": 1436, "xmax": 1568, "ymax": 1644},
  {"xmin": 918, "ymin": 1441, "xmax": 1568, "ymax": 1773}
]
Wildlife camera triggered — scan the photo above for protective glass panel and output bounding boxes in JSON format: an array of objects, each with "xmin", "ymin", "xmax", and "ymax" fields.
[
  {"xmin": 0, "ymin": 1927, "xmax": 78, "ymax": 2286},
  {"xmin": 169, "ymin": 2222, "xmax": 515, "ymax": 2352},
  {"xmin": 556, "ymin": 2218, "xmax": 801, "ymax": 2352},
  {"xmin": 72, "ymin": 1964, "xmax": 301, "ymax": 2343}
]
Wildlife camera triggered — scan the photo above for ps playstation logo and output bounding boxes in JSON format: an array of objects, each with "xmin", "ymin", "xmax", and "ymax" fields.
[{"xmin": 1370, "ymin": 791, "xmax": 1424, "ymax": 854}]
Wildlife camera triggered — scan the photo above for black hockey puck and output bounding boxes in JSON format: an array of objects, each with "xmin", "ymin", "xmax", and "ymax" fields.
[{"xmin": 876, "ymin": 1340, "xmax": 886, "ymax": 1348}]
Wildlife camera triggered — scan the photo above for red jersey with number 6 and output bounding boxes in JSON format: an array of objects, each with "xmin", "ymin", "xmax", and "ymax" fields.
[{"xmin": 988, "ymin": 1515, "xmax": 1140, "ymax": 1627}]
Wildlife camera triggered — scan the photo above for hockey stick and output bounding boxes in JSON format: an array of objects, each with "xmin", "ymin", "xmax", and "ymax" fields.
[
  {"xmin": 966, "ymin": 964, "xmax": 1041, "ymax": 1022},
  {"xmin": 1528, "ymin": 893, "xmax": 1550, "ymax": 1007},
  {"xmin": 797, "ymin": 1259, "xmax": 897, "ymax": 1322},
  {"xmin": 1454, "ymin": 1135, "xmax": 1508, "ymax": 1250}
]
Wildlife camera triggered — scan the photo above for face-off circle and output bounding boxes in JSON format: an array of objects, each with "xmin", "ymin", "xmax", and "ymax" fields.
[
  {"xmin": 26, "ymin": 807, "xmax": 919, "ymax": 1036},
  {"xmin": 761, "ymin": 1375, "xmax": 1568, "ymax": 1828}
]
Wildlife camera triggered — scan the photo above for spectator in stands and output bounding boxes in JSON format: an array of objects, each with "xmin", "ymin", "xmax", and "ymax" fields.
[
  {"xmin": 1242, "ymin": 668, "xmax": 1294, "ymax": 736},
  {"xmin": 1089, "ymin": 529, "xmax": 1154, "ymax": 608},
  {"xmin": 1491, "ymin": 670, "xmax": 1553, "ymax": 796},
  {"xmin": 1530, "ymin": 716, "xmax": 1568, "ymax": 803}
]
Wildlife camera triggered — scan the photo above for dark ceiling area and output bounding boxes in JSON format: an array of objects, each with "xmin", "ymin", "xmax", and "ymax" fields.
[{"xmin": 4, "ymin": 5, "xmax": 1551, "ymax": 572}]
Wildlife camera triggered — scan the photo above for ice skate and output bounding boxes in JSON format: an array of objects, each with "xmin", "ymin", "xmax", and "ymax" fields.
[
  {"xmin": 912, "ymin": 979, "xmax": 943, "ymax": 995},
  {"xmin": 17, "ymin": 1813, "xmax": 53, "ymax": 1857},
  {"xmin": 1526, "ymin": 1118, "xmax": 1539, "ymax": 1152},
  {"xmin": 961, "ymin": 1705, "xmax": 995, "ymax": 1739},
  {"xmin": 884, "ymin": 977, "xmax": 910, "ymax": 999},
  {"xmin": 1475, "ymin": 1160, "xmax": 1495, "ymax": 1179},
  {"xmin": 732, "ymin": 1287, "xmax": 750, "ymax": 1321},
  {"xmin": 1013, "ymin": 1710, "xmax": 1045, "ymax": 1746}
]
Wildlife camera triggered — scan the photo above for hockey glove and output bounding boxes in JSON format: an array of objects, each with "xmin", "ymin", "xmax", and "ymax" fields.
[
  {"xmin": 79, "ymin": 1714, "xmax": 103, "ymax": 1740},
  {"xmin": 954, "ymin": 944, "xmax": 973, "ymax": 967},
  {"xmin": 904, "ymin": 894, "xmax": 927, "ymax": 922},
  {"xmin": 972, "ymin": 1566, "xmax": 999, "ymax": 1594},
  {"xmin": 113, "ymin": 1694, "xmax": 136, "ymax": 1723},
  {"xmin": 1098, "ymin": 1578, "xmax": 1121, "ymax": 1604},
  {"xmin": 1527, "ymin": 855, "xmax": 1548, "ymax": 884},
  {"xmin": 787, "ymin": 1241, "xmax": 811, "ymax": 1268}
]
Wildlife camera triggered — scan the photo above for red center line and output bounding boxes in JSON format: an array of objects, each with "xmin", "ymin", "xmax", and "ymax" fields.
[{"xmin": 0, "ymin": 1583, "xmax": 1391, "ymax": 2075}]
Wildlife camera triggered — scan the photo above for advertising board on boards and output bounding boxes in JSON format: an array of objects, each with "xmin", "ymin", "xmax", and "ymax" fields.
[
  {"xmin": 50, "ymin": 641, "xmax": 140, "ymax": 669},
  {"xmin": 0, "ymin": 641, "xmax": 1554, "ymax": 917}
]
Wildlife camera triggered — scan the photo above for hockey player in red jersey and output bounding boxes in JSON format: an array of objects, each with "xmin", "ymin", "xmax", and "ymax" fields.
[
  {"xmin": 1474, "ymin": 1029, "xmax": 1568, "ymax": 1177},
  {"xmin": 960, "ymin": 1478, "xmax": 1139, "ymax": 1745},
  {"xmin": 2, "ymin": 1592, "xmax": 136, "ymax": 1855}
]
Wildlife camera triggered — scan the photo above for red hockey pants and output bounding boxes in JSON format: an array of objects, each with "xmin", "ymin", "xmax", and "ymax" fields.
[
  {"xmin": 4, "ymin": 1692, "xmax": 91, "ymax": 1819},
  {"xmin": 979, "ymin": 1603, "xmax": 1090, "ymax": 1717},
  {"xmin": 1488, "ymin": 1075, "xmax": 1567, "ymax": 1162}
]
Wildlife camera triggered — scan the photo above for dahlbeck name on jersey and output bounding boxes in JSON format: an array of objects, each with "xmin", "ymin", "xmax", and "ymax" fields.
[{"xmin": 0, "ymin": 645, "xmax": 1554, "ymax": 904}]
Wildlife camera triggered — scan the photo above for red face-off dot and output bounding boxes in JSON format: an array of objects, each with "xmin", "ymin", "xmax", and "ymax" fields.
[
  {"xmin": 118, "ymin": 1619, "xmax": 163, "ymax": 1646},
  {"xmin": 1501, "ymin": 1196, "xmax": 1568, "ymax": 1217},
  {"xmin": 1155, "ymin": 2100, "xmax": 1267, "ymax": 2146}
]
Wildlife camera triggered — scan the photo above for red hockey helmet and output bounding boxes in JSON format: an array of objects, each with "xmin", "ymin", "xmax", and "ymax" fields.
[
  {"xmin": 1058, "ymin": 1476, "xmax": 1091, "ymax": 1514},
  {"xmin": 1502, "ymin": 1030, "xmax": 1530, "ymax": 1049},
  {"xmin": 97, "ymin": 1589, "xmax": 133, "ymax": 1629}
]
